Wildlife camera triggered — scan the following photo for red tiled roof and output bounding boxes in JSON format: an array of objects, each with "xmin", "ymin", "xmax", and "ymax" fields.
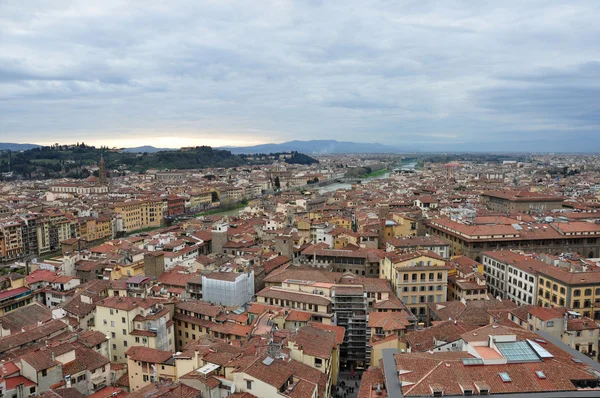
[
  {"xmin": 176, "ymin": 300, "xmax": 221, "ymax": 317},
  {"xmin": 406, "ymin": 321, "xmax": 478, "ymax": 351},
  {"xmin": 288, "ymin": 326, "xmax": 336, "ymax": 359},
  {"xmin": 482, "ymin": 190, "xmax": 564, "ymax": 202},
  {"xmin": 257, "ymin": 287, "xmax": 331, "ymax": 307},
  {"xmin": 567, "ymin": 317, "xmax": 600, "ymax": 331},
  {"xmin": 87, "ymin": 387, "xmax": 127, "ymax": 398},
  {"xmin": 25, "ymin": 269, "xmax": 58, "ymax": 284},
  {"xmin": 527, "ymin": 306, "xmax": 566, "ymax": 321},
  {"xmin": 0, "ymin": 287, "xmax": 30, "ymax": 301},
  {"xmin": 97, "ymin": 296, "xmax": 159, "ymax": 311},
  {"xmin": 307, "ymin": 322, "xmax": 345, "ymax": 346},
  {"xmin": 397, "ymin": 326, "xmax": 598, "ymax": 396},
  {"xmin": 285, "ymin": 310, "xmax": 312, "ymax": 322},
  {"xmin": 0, "ymin": 361, "xmax": 20, "ymax": 377},
  {"xmin": 358, "ymin": 367, "xmax": 387, "ymax": 398},
  {"xmin": 368, "ymin": 311, "xmax": 413, "ymax": 331},
  {"xmin": 126, "ymin": 346, "xmax": 173, "ymax": 364},
  {"xmin": 4, "ymin": 375, "xmax": 35, "ymax": 389}
]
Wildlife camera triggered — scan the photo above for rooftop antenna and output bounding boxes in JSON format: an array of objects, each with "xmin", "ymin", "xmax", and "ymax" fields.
[{"xmin": 266, "ymin": 332, "xmax": 281, "ymax": 358}]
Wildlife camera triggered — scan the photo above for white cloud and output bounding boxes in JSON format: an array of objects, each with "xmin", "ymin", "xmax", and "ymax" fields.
[{"xmin": 1, "ymin": 0, "xmax": 599, "ymax": 150}]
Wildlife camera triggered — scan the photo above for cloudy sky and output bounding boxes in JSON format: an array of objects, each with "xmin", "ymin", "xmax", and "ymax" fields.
[{"xmin": 1, "ymin": 0, "xmax": 599, "ymax": 151}]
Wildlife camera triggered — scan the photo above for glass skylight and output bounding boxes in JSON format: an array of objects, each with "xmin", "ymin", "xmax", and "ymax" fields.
[
  {"xmin": 536, "ymin": 371, "xmax": 546, "ymax": 379},
  {"xmin": 461, "ymin": 358, "xmax": 484, "ymax": 366},
  {"xmin": 496, "ymin": 341, "xmax": 541, "ymax": 363},
  {"xmin": 527, "ymin": 339, "xmax": 554, "ymax": 358}
]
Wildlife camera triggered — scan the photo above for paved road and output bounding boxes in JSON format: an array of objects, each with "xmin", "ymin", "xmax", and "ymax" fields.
[{"xmin": 333, "ymin": 371, "xmax": 362, "ymax": 398}]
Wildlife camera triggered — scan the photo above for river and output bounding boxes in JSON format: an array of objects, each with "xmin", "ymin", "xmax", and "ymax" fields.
[
  {"xmin": 317, "ymin": 160, "xmax": 417, "ymax": 193},
  {"xmin": 204, "ymin": 160, "xmax": 418, "ymax": 217}
]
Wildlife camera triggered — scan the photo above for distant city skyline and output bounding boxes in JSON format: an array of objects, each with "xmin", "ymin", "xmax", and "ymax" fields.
[{"xmin": 2, "ymin": 1, "xmax": 600, "ymax": 151}]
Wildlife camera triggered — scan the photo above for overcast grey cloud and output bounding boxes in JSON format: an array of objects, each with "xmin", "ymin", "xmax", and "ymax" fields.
[{"xmin": 1, "ymin": 0, "xmax": 599, "ymax": 151}]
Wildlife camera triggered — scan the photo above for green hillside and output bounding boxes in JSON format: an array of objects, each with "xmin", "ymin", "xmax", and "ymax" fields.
[{"xmin": 0, "ymin": 143, "xmax": 318, "ymax": 180}]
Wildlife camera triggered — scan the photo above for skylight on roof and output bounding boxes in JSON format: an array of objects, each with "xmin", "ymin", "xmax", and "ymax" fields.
[
  {"xmin": 499, "ymin": 372, "xmax": 512, "ymax": 382},
  {"xmin": 461, "ymin": 358, "xmax": 484, "ymax": 366},
  {"xmin": 196, "ymin": 362, "xmax": 220, "ymax": 375},
  {"xmin": 571, "ymin": 358, "xmax": 584, "ymax": 364},
  {"xmin": 527, "ymin": 339, "xmax": 554, "ymax": 359},
  {"xmin": 536, "ymin": 371, "xmax": 546, "ymax": 379},
  {"xmin": 262, "ymin": 356, "xmax": 274, "ymax": 366},
  {"xmin": 496, "ymin": 341, "xmax": 541, "ymax": 363}
]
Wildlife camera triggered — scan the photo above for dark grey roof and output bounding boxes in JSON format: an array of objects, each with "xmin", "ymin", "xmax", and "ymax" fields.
[{"xmin": 382, "ymin": 348, "xmax": 402, "ymax": 398}]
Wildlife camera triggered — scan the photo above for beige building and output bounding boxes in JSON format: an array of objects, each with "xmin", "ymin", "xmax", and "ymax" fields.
[
  {"xmin": 255, "ymin": 286, "xmax": 334, "ymax": 324},
  {"xmin": 114, "ymin": 199, "xmax": 163, "ymax": 232},
  {"xmin": 481, "ymin": 190, "xmax": 564, "ymax": 213},
  {"xmin": 189, "ymin": 191, "xmax": 213, "ymax": 210},
  {"xmin": 447, "ymin": 256, "xmax": 488, "ymax": 301},
  {"xmin": 380, "ymin": 250, "xmax": 448, "ymax": 321},
  {"xmin": 232, "ymin": 355, "xmax": 327, "ymax": 398},
  {"xmin": 368, "ymin": 311, "xmax": 412, "ymax": 366},
  {"xmin": 126, "ymin": 346, "xmax": 177, "ymax": 391},
  {"xmin": 93, "ymin": 296, "xmax": 175, "ymax": 363},
  {"xmin": 174, "ymin": 301, "xmax": 253, "ymax": 351},
  {"xmin": 503, "ymin": 306, "xmax": 600, "ymax": 359},
  {"xmin": 286, "ymin": 325, "xmax": 339, "ymax": 394},
  {"xmin": 0, "ymin": 221, "xmax": 24, "ymax": 261}
]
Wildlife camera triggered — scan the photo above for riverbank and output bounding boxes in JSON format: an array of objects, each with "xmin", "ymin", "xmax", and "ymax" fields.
[
  {"xmin": 195, "ymin": 203, "xmax": 247, "ymax": 217},
  {"xmin": 361, "ymin": 168, "xmax": 388, "ymax": 178}
]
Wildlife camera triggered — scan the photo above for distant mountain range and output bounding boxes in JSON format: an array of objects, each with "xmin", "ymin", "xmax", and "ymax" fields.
[
  {"xmin": 121, "ymin": 146, "xmax": 171, "ymax": 153},
  {"xmin": 223, "ymin": 140, "xmax": 402, "ymax": 154},
  {"xmin": 120, "ymin": 140, "xmax": 401, "ymax": 154},
  {"xmin": 0, "ymin": 143, "xmax": 41, "ymax": 151},
  {"xmin": 4, "ymin": 138, "xmax": 596, "ymax": 154},
  {"xmin": 1, "ymin": 140, "xmax": 401, "ymax": 154}
]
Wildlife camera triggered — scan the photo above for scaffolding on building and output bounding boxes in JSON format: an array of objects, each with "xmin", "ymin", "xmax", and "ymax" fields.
[{"xmin": 332, "ymin": 286, "xmax": 369, "ymax": 369}]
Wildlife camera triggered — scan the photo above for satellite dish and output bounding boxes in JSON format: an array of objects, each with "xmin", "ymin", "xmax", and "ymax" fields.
[{"xmin": 231, "ymin": 384, "xmax": 236, "ymax": 393}]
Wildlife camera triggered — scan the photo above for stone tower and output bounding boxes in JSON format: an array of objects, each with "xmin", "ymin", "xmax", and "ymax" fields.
[
  {"xmin": 144, "ymin": 251, "xmax": 165, "ymax": 278},
  {"xmin": 99, "ymin": 155, "xmax": 107, "ymax": 184},
  {"xmin": 275, "ymin": 234, "xmax": 293, "ymax": 258},
  {"xmin": 211, "ymin": 223, "xmax": 228, "ymax": 254}
]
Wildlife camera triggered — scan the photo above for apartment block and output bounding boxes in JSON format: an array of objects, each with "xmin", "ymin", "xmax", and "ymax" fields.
[
  {"xmin": 447, "ymin": 256, "xmax": 488, "ymax": 301},
  {"xmin": 537, "ymin": 265, "xmax": 600, "ymax": 320},
  {"xmin": 93, "ymin": 297, "xmax": 175, "ymax": 363},
  {"xmin": 481, "ymin": 190, "xmax": 564, "ymax": 213},
  {"xmin": 113, "ymin": 199, "xmax": 163, "ymax": 232},
  {"xmin": 0, "ymin": 221, "xmax": 24, "ymax": 261},
  {"xmin": 126, "ymin": 346, "xmax": 176, "ymax": 391},
  {"xmin": 173, "ymin": 301, "xmax": 253, "ymax": 350},
  {"xmin": 482, "ymin": 251, "xmax": 546, "ymax": 305},
  {"xmin": 380, "ymin": 250, "xmax": 448, "ymax": 321},
  {"xmin": 331, "ymin": 285, "xmax": 368, "ymax": 369},
  {"xmin": 428, "ymin": 217, "xmax": 600, "ymax": 260}
]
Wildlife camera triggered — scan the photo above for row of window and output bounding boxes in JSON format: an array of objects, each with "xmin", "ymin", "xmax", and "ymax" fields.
[
  {"xmin": 508, "ymin": 267, "xmax": 534, "ymax": 283},
  {"xmin": 540, "ymin": 278, "xmax": 600, "ymax": 297},
  {"xmin": 402, "ymin": 285, "xmax": 443, "ymax": 292},
  {"xmin": 401, "ymin": 272, "xmax": 445, "ymax": 282},
  {"xmin": 401, "ymin": 295, "xmax": 443, "ymax": 304}
]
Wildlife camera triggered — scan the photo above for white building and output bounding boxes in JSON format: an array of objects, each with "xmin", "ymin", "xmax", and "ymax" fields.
[
  {"xmin": 202, "ymin": 271, "xmax": 255, "ymax": 307},
  {"xmin": 483, "ymin": 251, "xmax": 546, "ymax": 305}
]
